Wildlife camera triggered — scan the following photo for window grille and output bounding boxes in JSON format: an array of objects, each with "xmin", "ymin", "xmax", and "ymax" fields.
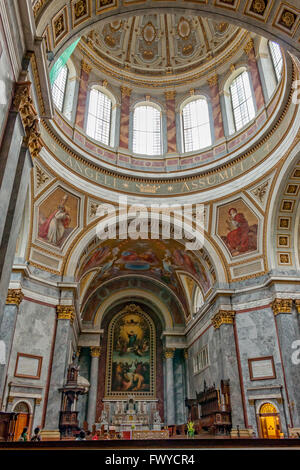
[
  {"xmin": 133, "ymin": 105, "xmax": 162, "ymax": 155},
  {"xmin": 52, "ymin": 65, "xmax": 68, "ymax": 112},
  {"xmin": 86, "ymin": 89, "xmax": 112, "ymax": 146},
  {"xmin": 182, "ymin": 98, "xmax": 212, "ymax": 152},
  {"xmin": 230, "ymin": 71, "xmax": 255, "ymax": 132},
  {"xmin": 269, "ymin": 41, "xmax": 283, "ymax": 82}
]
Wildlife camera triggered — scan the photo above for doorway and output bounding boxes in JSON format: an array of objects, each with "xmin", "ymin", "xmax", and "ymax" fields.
[
  {"xmin": 12, "ymin": 402, "xmax": 30, "ymax": 441},
  {"xmin": 259, "ymin": 403, "xmax": 281, "ymax": 439}
]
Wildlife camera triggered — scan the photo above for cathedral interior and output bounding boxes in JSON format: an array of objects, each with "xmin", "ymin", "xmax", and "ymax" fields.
[{"xmin": 1, "ymin": 0, "xmax": 300, "ymax": 444}]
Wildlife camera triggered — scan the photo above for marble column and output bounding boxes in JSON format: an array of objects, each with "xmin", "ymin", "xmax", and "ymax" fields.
[
  {"xmin": 0, "ymin": 82, "xmax": 36, "ymax": 329},
  {"xmin": 207, "ymin": 74, "xmax": 225, "ymax": 142},
  {"xmin": 165, "ymin": 91, "xmax": 177, "ymax": 154},
  {"xmin": 43, "ymin": 305, "xmax": 75, "ymax": 437},
  {"xmin": 87, "ymin": 346, "xmax": 101, "ymax": 429},
  {"xmin": 212, "ymin": 310, "xmax": 246, "ymax": 429},
  {"xmin": 119, "ymin": 86, "xmax": 131, "ymax": 150},
  {"xmin": 75, "ymin": 60, "xmax": 92, "ymax": 129},
  {"xmin": 174, "ymin": 350, "xmax": 185, "ymax": 425},
  {"xmin": 273, "ymin": 299, "xmax": 300, "ymax": 429},
  {"xmin": 184, "ymin": 349, "xmax": 190, "ymax": 420},
  {"xmin": 244, "ymin": 38, "xmax": 265, "ymax": 112},
  {"xmin": 0, "ymin": 289, "xmax": 24, "ymax": 407},
  {"xmin": 164, "ymin": 348, "xmax": 175, "ymax": 426}
]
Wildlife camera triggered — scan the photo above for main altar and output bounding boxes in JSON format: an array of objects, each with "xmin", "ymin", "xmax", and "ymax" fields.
[{"xmin": 97, "ymin": 397, "xmax": 163, "ymax": 432}]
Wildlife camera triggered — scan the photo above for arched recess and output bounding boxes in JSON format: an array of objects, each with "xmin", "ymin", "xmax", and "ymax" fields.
[
  {"xmin": 94, "ymin": 299, "xmax": 165, "ymax": 421},
  {"xmin": 267, "ymin": 143, "xmax": 300, "ymax": 270},
  {"xmin": 81, "ymin": 275, "xmax": 187, "ymax": 328},
  {"xmin": 35, "ymin": 1, "xmax": 300, "ymax": 59}
]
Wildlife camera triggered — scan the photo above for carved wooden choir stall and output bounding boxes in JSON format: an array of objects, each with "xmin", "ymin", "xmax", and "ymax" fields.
[
  {"xmin": 186, "ymin": 380, "xmax": 232, "ymax": 435},
  {"xmin": 0, "ymin": 411, "xmax": 18, "ymax": 441}
]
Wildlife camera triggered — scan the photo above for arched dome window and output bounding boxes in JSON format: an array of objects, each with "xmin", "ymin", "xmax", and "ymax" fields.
[
  {"xmin": 229, "ymin": 71, "xmax": 255, "ymax": 132},
  {"xmin": 132, "ymin": 103, "xmax": 162, "ymax": 155},
  {"xmin": 86, "ymin": 88, "xmax": 112, "ymax": 146},
  {"xmin": 269, "ymin": 41, "xmax": 283, "ymax": 82},
  {"xmin": 52, "ymin": 64, "xmax": 68, "ymax": 112},
  {"xmin": 182, "ymin": 97, "xmax": 212, "ymax": 152}
]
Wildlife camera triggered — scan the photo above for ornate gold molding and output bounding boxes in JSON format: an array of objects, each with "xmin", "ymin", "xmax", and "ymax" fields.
[
  {"xmin": 12, "ymin": 82, "xmax": 43, "ymax": 159},
  {"xmin": 164, "ymin": 348, "xmax": 175, "ymax": 359},
  {"xmin": 56, "ymin": 305, "xmax": 76, "ymax": 323},
  {"xmin": 183, "ymin": 349, "xmax": 189, "ymax": 360},
  {"xmin": 90, "ymin": 346, "xmax": 101, "ymax": 357},
  {"xmin": 81, "ymin": 60, "xmax": 92, "ymax": 74},
  {"xmin": 121, "ymin": 86, "xmax": 132, "ymax": 98},
  {"xmin": 295, "ymin": 300, "xmax": 300, "ymax": 314},
  {"xmin": 207, "ymin": 74, "xmax": 218, "ymax": 88},
  {"xmin": 272, "ymin": 299, "xmax": 293, "ymax": 316},
  {"xmin": 6, "ymin": 289, "xmax": 24, "ymax": 306},
  {"xmin": 33, "ymin": 0, "xmax": 48, "ymax": 18},
  {"xmin": 165, "ymin": 90, "xmax": 176, "ymax": 100},
  {"xmin": 211, "ymin": 310, "xmax": 235, "ymax": 329},
  {"xmin": 244, "ymin": 38, "xmax": 254, "ymax": 56}
]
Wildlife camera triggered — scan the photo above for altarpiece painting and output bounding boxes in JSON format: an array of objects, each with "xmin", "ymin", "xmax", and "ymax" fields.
[{"xmin": 105, "ymin": 304, "xmax": 155, "ymax": 399}]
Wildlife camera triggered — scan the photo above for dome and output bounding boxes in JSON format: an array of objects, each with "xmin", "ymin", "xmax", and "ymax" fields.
[{"xmin": 80, "ymin": 14, "xmax": 246, "ymax": 88}]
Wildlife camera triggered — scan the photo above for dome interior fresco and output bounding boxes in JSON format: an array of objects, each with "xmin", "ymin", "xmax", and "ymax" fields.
[
  {"xmin": 76, "ymin": 237, "xmax": 215, "ymax": 316},
  {"xmin": 81, "ymin": 14, "xmax": 244, "ymax": 82}
]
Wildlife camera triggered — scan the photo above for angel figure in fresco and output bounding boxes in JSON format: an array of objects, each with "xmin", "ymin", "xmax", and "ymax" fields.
[
  {"xmin": 224, "ymin": 207, "xmax": 257, "ymax": 256},
  {"xmin": 38, "ymin": 194, "xmax": 71, "ymax": 246},
  {"xmin": 97, "ymin": 247, "xmax": 120, "ymax": 278}
]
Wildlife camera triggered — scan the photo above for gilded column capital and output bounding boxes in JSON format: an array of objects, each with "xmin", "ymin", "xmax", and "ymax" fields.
[
  {"xmin": 183, "ymin": 349, "xmax": 189, "ymax": 360},
  {"xmin": 211, "ymin": 310, "xmax": 235, "ymax": 329},
  {"xmin": 121, "ymin": 86, "xmax": 132, "ymax": 98},
  {"xmin": 6, "ymin": 289, "xmax": 24, "ymax": 306},
  {"xmin": 244, "ymin": 38, "xmax": 254, "ymax": 56},
  {"xmin": 56, "ymin": 305, "xmax": 76, "ymax": 323},
  {"xmin": 81, "ymin": 60, "xmax": 92, "ymax": 74},
  {"xmin": 90, "ymin": 346, "xmax": 101, "ymax": 357},
  {"xmin": 164, "ymin": 348, "xmax": 175, "ymax": 359},
  {"xmin": 295, "ymin": 300, "xmax": 300, "ymax": 314},
  {"xmin": 272, "ymin": 299, "xmax": 293, "ymax": 316},
  {"xmin": 165, "ymin": 90, "xmax": 176, "ymax": 100},
  {"xmin": 207, "ymin": 74, "xmax": 218, "ymax": 88},
  {"xmin": 12, "ymin": 81, "xmax": 42, "ymax": 158}
]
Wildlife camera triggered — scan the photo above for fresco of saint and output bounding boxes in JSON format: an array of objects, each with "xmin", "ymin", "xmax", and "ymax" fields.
[
  {"xmin": 38, "ymin": 194, "xmax": 71, "ymax": 246},
  {"xmin": 224, "ymin": 207, "xmax": 257, "ymax": 256}
]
